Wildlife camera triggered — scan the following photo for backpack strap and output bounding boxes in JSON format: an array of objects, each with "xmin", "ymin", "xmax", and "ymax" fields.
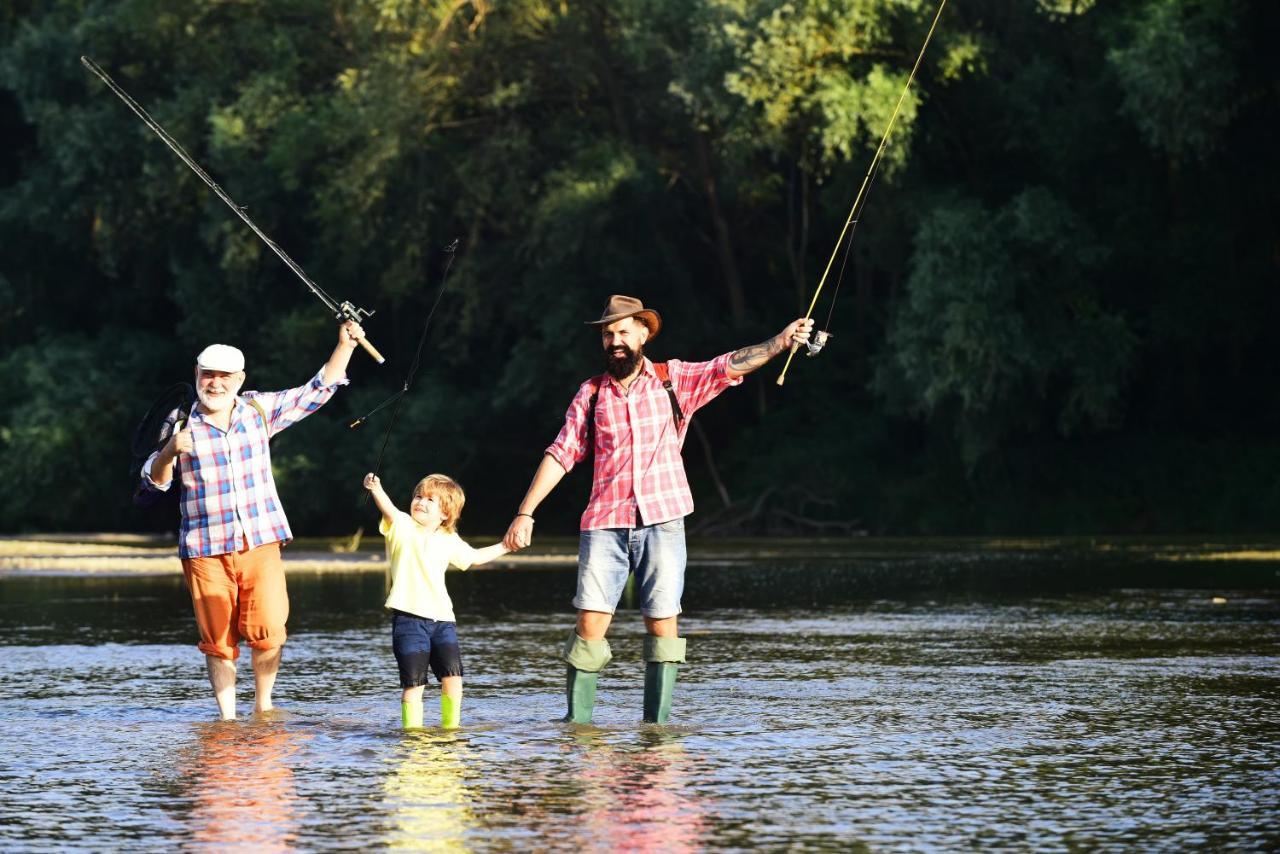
[
  {"xmin": 651, "ymin": 362, "xmax": 685, "ymax": 427},
  {"xmin": 585, "ymin": 374, "xmax": 605, "ymax": 455},
  {"xmin": 245, "ymin": 396, "xmax": 268, "ymax": 428}
]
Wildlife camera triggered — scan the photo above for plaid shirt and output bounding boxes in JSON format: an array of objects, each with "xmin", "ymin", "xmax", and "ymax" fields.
[
  {"xmin": 141, "ymin": 368, "xmax": 346, "ymax": 558},
  {"xmin": 546, "ymin": 353, "xmax": 742, "ymax": 530}
]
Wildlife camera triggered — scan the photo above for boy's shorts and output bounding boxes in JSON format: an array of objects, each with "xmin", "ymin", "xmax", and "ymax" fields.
[
  {"xmin": 573, "ymin": 518, "xmax": 687, "ymax": 618},
  {"xmin": 391, "ymin": 611, "xmax": 464, "ymax": 688}
]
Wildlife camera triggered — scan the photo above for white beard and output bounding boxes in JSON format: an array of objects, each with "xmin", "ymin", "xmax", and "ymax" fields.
[{"xmin": 197, "ymin": 387, "xmax": 237, "ymax": 413}]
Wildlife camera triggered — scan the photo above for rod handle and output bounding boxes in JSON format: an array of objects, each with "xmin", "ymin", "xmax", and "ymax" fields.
[
  {"xmin": 775, "ymin": 341, "xmax": 802, "ymax": 386},
  {"xmin": 358, "ymin": 336, "xmax": 386, "ymax": 364}
]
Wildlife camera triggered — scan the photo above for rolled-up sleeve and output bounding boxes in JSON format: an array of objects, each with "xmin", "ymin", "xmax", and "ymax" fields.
[
  {"xmin": 545, "ymin": 382, "xmax": 595, "ymax": 474},
  {"xmin": 672, "ymin": 352, "xmax": 743, "ymax": 416},
  {"xmin": 139, "ymin": 451, "xmax": 173, "ymax": 491},
  {"xmin": 245, "ymin": 367, "xmax": 348, "ymax": 437}
]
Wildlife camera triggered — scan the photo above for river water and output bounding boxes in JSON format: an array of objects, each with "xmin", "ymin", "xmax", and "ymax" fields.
[{"xmin": 1, "ymin": 561, "xmax": 1277, "ymax": 850}]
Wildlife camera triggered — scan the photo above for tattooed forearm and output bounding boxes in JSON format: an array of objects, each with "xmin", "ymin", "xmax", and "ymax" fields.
[{"xmin": 729, "ymin": 336, "xmax": 785, "ymax": 374}]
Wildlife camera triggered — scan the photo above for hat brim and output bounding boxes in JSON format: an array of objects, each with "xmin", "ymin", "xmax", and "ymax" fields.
[{"xmin": 585, "ymin": 309, "xmax": 661, "ymax": 339}]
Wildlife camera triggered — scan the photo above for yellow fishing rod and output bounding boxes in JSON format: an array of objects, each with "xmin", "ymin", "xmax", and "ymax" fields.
[{"xmin": 777, "ymin": 0, "xmax": 948, "ymax": 386}]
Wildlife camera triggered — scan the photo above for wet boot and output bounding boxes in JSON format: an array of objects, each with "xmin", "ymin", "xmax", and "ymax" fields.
[
  {"xmin": 440, "ymin": 694, "xmax": 461, "ymax": 729},
  {"xmin": 401, "ymin": 699, "xmax": 424, "ymax": 729},
  {"xmin": 642, "ymin": 635, "xmax": 687, "ymax": 724},
  {"xmin": 564, "ymin": 666, "xmax": 600, "ymax": 724},
  {"xmin": 562, "ymin": 633, "xmax": 613, "ymax": 724}
]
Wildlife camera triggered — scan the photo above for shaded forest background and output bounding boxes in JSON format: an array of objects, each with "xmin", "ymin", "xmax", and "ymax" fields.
[{"xmin": 1, "ymin": 0, "xmax": 1276, "ymax": 538}]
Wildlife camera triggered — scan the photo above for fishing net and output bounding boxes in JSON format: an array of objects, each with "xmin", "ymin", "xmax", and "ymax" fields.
[{"xmin": 130, "ymin": 382, "xmax": 196, "ymax": 462}]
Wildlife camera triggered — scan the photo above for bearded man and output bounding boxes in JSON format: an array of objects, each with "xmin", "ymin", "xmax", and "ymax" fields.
[
  {"xmin": 503, "ymin": 295, "xmax": 812, "ymax": 724},
  {"xmin": 140, "ymin": 320, "xmax": 365, "ymax": 719}
]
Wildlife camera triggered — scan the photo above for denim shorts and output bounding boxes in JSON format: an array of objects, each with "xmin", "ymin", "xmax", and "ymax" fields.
[
  {"xmin": 391, "ymin": 611, "xmax": 464, "ymax": 688},
  {"xmin": 573, "ymin": 517, "xmax": 687, "ymax": 618}
]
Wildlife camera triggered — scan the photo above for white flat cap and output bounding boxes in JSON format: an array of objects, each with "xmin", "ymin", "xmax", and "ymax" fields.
[{"xmin": 195, "ymin": 344, "xmax": 245, "ymax": 373}]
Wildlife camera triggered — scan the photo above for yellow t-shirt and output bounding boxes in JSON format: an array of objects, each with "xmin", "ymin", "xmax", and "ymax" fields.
[{"xmin": 380, "ymin": 510, "xmax": 477, "ymax": 622}]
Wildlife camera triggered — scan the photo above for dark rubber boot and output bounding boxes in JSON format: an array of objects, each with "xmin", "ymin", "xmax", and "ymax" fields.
[
  {"xmin": 565, "ymin": 665, "xmax": 599, "ymax": 724},
  {"xmin": 643, "ymin": 662, "xmax": 679, "ymax": 724},
  {"xmin": 562, "ymin": 633, "xmax": 612, "ymax": 724},
  {"xmin": 642, "ymin": 635, "xmax": 687, "ymax": 724}
]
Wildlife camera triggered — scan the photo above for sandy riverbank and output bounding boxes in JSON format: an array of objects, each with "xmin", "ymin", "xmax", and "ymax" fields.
[
  {"xmin": 0, "ymin": 534, "xmax": 577, "ymax": 575},
  {"xmin": 5, "ymin": 533, "xmax": 1280, "ymax": 576}
]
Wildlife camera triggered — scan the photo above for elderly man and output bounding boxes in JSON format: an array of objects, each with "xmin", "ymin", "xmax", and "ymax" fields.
[
  {"xmin": 503, "ymin": 295, "xmax": 812, "ymax": 724},
  {"xmin": 141, "ymin": 320, "xmax": 364, "ymax": 719}
]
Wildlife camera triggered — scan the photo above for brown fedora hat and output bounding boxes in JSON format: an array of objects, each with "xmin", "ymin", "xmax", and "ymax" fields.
[{"xmin": 584, "ymin": 295, "xmax": 662, "ymax": 339}]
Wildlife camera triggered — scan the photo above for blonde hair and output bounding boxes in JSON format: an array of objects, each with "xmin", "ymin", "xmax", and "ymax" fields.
[{"xmin": 413, "ymin": 474, "xmax": 465, "ymax": 533}]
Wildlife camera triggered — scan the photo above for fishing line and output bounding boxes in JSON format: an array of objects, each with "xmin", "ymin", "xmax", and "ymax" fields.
[
  {"xmin": 352, "ymin": 240, "xmax": 460, "ymax": 481},
  {"xmin": 776, "ymin": 0, "xmax": 948, "ymax": 385},
  {"xmin": 81, "ymin": 56, "xmax": 386, "ymax": 363},
  {"xmin": 819, "ymin": 145, "xmax": 894, "ymax": 334}
]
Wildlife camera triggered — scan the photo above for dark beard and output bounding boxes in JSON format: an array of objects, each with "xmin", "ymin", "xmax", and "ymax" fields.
[{"xmin": 604, "ymin": 343, "xmax": 643, "ymax": 380}]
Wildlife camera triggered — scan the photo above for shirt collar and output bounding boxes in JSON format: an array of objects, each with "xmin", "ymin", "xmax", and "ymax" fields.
[{"xmin": 190, "ymin": 397, "xmax": 247, "ymax": 427}]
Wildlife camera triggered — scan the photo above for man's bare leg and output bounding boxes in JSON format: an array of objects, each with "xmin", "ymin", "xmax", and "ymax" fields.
[
  {"xmin": 577, "ymin": 609, "xmax": 614, "ymax": 640},
  {"xmin": 565, "ymin": 610, "xmax": 616, "ymax": 723},
  {"xmin": 206, "ymin": 655, "xmax": 237, "ymax": 720},
  {"xmin": 644, "ymin": 615, "xmax": 678, "ymax": 637},
  {"xmin": 252, "ymin": 646, "xmax": 281, "ymax": 713}
]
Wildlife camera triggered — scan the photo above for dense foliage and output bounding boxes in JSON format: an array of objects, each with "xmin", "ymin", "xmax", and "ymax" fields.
[{"xmin": 1, "ymin": 0, "xmax": 1275, "ymax": 536}]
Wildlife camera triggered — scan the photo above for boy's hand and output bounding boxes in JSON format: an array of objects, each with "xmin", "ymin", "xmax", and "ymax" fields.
[
  {"xmin": 363, "ymin": 473, "xmax": 380, "ymax": 491},
  {"xmin": 503, "ymin": 515, "xmax": 533, "ymax": 551}
]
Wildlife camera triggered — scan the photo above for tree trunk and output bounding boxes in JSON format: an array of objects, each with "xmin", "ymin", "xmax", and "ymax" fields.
[
  {"xmin": 786, "ymin": 163, "xmax": 810, "ymax": 313},
  {"xmin": 694, "ymin": 131, "xmax": 746, "ymax": 328}
]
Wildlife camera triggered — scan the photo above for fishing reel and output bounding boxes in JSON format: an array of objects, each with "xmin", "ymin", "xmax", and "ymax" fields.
[
  {"xmin": 336, "ymin": 301, "xmax": 385, "ymax": 363},
  {"xmin": 805, "ymin": 329, "xmax": 833, "ymax": 357},
  {"xmin": 337, "ymin": 301, "xmax": 376, "ymax": 324}
]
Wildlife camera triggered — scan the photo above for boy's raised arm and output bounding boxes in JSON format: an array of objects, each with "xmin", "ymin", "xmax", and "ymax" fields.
[{"xmin": 362, "ymin": 473, "xmax": 398, "ymax": 522}]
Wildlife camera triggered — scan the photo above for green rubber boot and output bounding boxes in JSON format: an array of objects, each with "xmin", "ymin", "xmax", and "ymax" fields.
[
  {"xmin": 562, "ymin": 633, "xmax": 613, "ymax": 724},
  {"xmin": 440, "ymin": 694, "xmax": 461, "ymax": 729},
  {"xmin": 564, "ymin": 666, "xmax": 599, "ymax": 724},
  {"xmin": 642, "ymin": 636, "xmax": 687, "ymax": 724},
  {"xmin": 401, "ymin": 699, "xmax": 424, "ymax": 729}
]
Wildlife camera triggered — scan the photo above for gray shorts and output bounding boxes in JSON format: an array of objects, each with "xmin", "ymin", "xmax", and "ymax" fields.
[{"xmin": 573, "ymin": 518, "xmax": 687, "ymax": 618}]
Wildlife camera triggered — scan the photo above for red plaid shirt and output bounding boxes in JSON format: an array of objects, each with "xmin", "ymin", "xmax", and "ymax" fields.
[
  {"xmin": 546, "ymin": 353, "xmax": 742, "ymax": 530},
  {"xmin": 141, "ymin": 368, "xmax": 346, "ymax": 558}
]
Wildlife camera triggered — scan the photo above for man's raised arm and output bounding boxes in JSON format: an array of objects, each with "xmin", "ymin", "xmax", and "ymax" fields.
[{"xmin": 726, "ymin": 318, "xmax": 815, "ymax": 380}]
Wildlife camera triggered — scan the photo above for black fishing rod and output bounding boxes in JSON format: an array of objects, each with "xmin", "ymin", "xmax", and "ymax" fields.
[
  {"xmin": 80, "ymin": 56, "xmax": 386, "ymax": 364},
  {"xmin": 351, "ymin": 239, "xmax": 460, "ymax": 481}
]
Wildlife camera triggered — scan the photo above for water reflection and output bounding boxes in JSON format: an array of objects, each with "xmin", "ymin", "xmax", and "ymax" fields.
[
  {"xmin": 570, "ymin": 730, "xmax": 710, "ymax": 852},
  {"xmin": 170, "ymin": 718, "xmax": 306, "ymax": 851},
  {"xmin": 0, "ymin": 575, "xmax": 1275, "ymax": 851},
  {"xmin": 382, "ymin": 733, "xmax": 477, "ymax": 850}
]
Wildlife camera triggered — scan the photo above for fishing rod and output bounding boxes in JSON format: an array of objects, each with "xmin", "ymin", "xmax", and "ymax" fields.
[
  {"xmin": 351, "ymin": 239, "xmax": 460, "ymax": 482},
  {"xmin": 80, "ymin": 56, "xmax": 386, "ymax": 364},
  {"xmin": 776, "ymin": 0, "xmax": 948, "ymax": 386}
]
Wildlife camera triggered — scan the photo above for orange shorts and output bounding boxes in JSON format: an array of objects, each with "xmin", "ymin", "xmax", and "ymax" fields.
[{"xmin": 181, "ymin": 542, "xmax": 289, "ymax": 660}]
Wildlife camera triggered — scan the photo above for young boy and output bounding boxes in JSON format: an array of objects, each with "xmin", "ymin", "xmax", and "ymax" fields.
[{"xmin": 363, "ymin": 472, "xmax": 511, "ymax": 729}]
